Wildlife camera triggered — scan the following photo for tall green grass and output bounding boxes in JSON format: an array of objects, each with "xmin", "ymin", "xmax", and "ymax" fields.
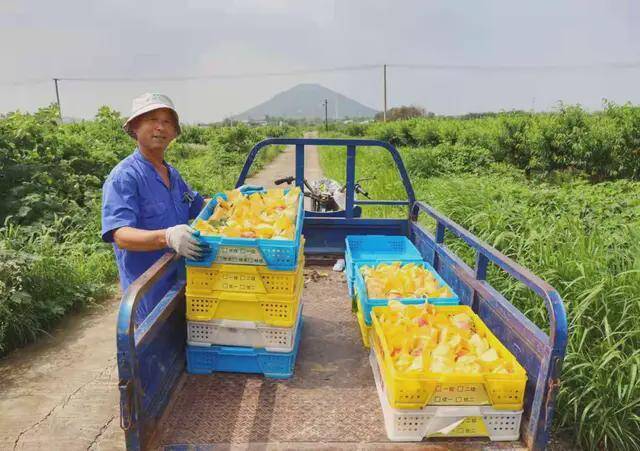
[
  {"xmin": 0, "ymin": 209, "xmax": 117, "ymax": 349},
  {"xmin": 320, "ymin": 143, "xmax": 640, "ymax": 450}
]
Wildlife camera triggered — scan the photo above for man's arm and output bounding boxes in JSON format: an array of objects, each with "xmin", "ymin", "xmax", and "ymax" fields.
[
  {"xmin": 113, "ymin": 226, "xmax": 167, "ymax": 251},
  {"xmin": 114, "ymin": 225, "xmax": 208, "ymax": 259},
  {"xmin": 102, "ymin": 172, "xmax": 206, "ymax": 259}
]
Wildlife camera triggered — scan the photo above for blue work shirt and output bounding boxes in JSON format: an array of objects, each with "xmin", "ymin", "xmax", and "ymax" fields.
[{"xmin": 101, "ymin": 148, "xmax": 204, "ymax": 326}]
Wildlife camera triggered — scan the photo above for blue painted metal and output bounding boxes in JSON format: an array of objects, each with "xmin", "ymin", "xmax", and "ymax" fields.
[
  {"xmin": 235, "ymin": 138, "xmax": 417, "ymax": 213},
  {"xmin": 409, "ymin": 201, "xmax": 568, "ymax": 451},
  {"xmin": 304, "ymin": 206, "xmax": 362, "ymax": 218},
  {"xmin": 116, "ymin": 253, "xmax": 187, "ymax": 451},
  {"xmin": 295, "ymin": 143, "xmax": 305, "ymax": 189},
  {"xmin": 354, "ymin": 199, "xmax": 410, "ymax": 206},
  {"xmin": 473, "ymin": 253, "xmax": 490, "ymax": 311},
  {"xmin": 345, "ymin": 144, "xmax": 356, "ymax": 219},
  {"xmin": 302, "ymin": 217, "xmax": 409, "ymax": 255},
  {"xmin": 116, "ymin": 138, "xmax": 567, "ymax": 451}
]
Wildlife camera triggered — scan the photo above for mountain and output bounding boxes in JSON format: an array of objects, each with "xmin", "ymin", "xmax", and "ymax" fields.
[{"xmin": 233, "ymin": 84, "xmax": 378, "ymax": 121}]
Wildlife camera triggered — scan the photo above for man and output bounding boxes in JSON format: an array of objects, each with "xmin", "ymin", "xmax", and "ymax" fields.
[{"xmin": 101, "ymin": 93, "xmax": 208, "ymax": 325}]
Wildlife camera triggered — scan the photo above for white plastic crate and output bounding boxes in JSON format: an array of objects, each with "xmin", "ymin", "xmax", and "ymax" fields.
[
  {"xmin": 369, "ymin": 350, "xmax": 522, "ymax": 442},
  {"xmin": 187, "ymin": 304, "xmax": 303, "ymax": 352}
]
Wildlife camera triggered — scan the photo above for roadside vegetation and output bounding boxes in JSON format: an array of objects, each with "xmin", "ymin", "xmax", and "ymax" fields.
[
  {"xmin": 321, "ymin": 103, "xmax": 640, "ymax": 450},
  {"xmin": 0, "ymin": 105, "xmax": 291, "ymax": 355}
]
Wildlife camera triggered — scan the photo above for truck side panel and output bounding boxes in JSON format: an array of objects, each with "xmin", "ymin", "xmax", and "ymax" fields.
[
  {"xmin": 115, "ymin": 138, "xmax": 567, "ymax": 451},
  {"xmin": 410, "ymin": 204, "xmax": 566, "ymax": 451},
  {"xmin": 117, "ymin": 255, "xmax": 186, "ymax": 451}
]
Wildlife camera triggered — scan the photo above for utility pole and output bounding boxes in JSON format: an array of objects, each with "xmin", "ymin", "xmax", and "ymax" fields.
[
  {"xmin": 53, "ymin": 78, "xmax": 62, "ymax": 122},
  {"xmin": 53, "ymin": 78, "xmax": 62, "ymax": 121},
  {"xmin": 383, "ymin": 64, "xmax": 387, "ymax": 122},
  {"xmin": 323, "ymin": 99, "xmax": 328, "ymax": 131}
]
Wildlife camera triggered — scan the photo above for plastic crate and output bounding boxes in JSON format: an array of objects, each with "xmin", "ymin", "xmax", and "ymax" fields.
[
  {"xmin": 186, "ymin": 259, "xmax": 304, "ymax": 326},
  {"xmin": 370, "ymin": 350, "xmax": 522, "ymax": 442},
  {"xmin": 355, "ymin": 261, "xmax": 460, "ymax": 326},
  {"xmin": 354, "ymin": 293, "xmax": 371, "ymax": 348},
  {"xmin": 345, "ymin": 236, "xmax": 423, "ymax": 298},
  {"xmin": 187, "ymin": 302, "xmax": 303, "ymax": 352},
  {"xmin": 186, "ymin": 315, "xmax": 303, "ymax": 379},
  {"xmin": 186, "ymin": 189, "xmax": 304, "ymax": 271},
  {"xmin": 186, "ymin": 238, "xmax": 304, "ymax": 295},
  {"xmin": 370, "ymin": 305, "xmax": 527, "ymax": 411}
]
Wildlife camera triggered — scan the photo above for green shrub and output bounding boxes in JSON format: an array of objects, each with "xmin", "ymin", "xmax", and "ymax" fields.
[
  {"xmin": 0, "ymin": 106, "xmax": 283, "ymax": 355},
  {"xmin": 342, "ymin": 102, "xmax": 640, "ymax": 181},
  {"xmin": 404, "ymin": 144, "xmax": 495, "ymax": 178}
]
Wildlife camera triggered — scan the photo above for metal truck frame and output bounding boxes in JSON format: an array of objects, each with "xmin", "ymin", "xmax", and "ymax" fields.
[{"xmin": 116, "ymin": 138, "xmax": 568, "ymax": 450}]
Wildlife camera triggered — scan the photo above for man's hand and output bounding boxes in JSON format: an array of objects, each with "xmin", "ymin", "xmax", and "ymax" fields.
[{"xmin": 165, "ymin": 224, "xmax": 208, "ymax": 260}]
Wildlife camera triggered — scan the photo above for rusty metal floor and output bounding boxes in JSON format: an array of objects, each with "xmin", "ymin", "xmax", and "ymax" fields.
[{"xmin": 152, "ymin": 267, "xmax": 524, "ymax": 450}]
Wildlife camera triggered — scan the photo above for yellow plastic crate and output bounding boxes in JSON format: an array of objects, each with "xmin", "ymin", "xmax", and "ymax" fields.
[
  {"xmin": 355, "ymin": 294, "xmax": 371, "ymax": 348},
  {"xmin": 186, "ymin": 239, "xmax": 304, "ymax": 297},
  {"xmin": 186, "ymin": 259, "xmax": 304, "ymax": 326},
  {"xmin": 371, "ymin": 305, "xmax": 527, "ymax": 411},
  {"xmin": 370, "ymin": 349, "xmax": 522, "ymax": 442}
]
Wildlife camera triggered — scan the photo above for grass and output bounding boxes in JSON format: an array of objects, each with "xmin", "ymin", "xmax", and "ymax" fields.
[
  {"xmin": 319, "ymin": 141, "xmax": 640, "ymax": 451},
  {"xmin": 0, "ymin": 205, "xmax": 117, "ymax": 351}
]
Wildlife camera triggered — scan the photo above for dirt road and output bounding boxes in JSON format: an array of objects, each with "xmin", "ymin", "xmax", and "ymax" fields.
[
  {"xmin": 245, "ymin": 133, "xmax": 323, "ymax": 210},
  {"xmin": 0, "ymin": 140, "xmax": 323, "ymax": 451}
]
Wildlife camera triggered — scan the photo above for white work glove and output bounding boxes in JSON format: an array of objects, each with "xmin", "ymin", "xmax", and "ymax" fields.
[{"xmin": 165, "ymin": 225, "xmax": 207, "ymax": 260}]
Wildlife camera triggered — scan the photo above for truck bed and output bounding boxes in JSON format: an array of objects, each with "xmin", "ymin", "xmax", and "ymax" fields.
[{"xmin": 150, "ymin": 266, "xmax": 525, "ymax": 450}]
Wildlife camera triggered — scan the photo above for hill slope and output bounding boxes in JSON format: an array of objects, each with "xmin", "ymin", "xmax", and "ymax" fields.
[{"xmin": 234, "ymin": 83, "xmax": 378, "ymax": 120}]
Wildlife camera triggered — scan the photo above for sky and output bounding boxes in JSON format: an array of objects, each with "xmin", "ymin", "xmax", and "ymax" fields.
[{"xmin": 1, "ymin": 0, "xmax": 639, "ymax": 123}]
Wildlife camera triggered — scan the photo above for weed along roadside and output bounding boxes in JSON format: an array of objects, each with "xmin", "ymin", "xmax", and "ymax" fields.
[{"xmin": 320, "ymin": 107, "xmax": 640, "ymax": 450}]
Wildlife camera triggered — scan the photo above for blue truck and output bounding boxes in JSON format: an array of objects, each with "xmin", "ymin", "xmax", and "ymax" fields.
[{"xmin": 116, "ymin": 138, "xmax": 568, "ymax": 450}]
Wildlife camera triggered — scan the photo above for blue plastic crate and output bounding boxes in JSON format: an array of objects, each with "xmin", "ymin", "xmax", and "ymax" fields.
[
  {"xmin": 345, "ymin": 236, "xmax": 423, "ymax": 298},
  {"xmin": 186, "ymin": 189, "xmax": 304, "ymax": 271},
  {"xmin": 354, "ymin": 260, "xmax": 460, "ymax": 325},
  {"xmin": 186, "ymin": 315, "xmax": 303, "ymax": 379}
]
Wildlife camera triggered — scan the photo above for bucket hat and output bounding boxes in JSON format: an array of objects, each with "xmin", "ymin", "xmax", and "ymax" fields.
[{"xmin": 123, "ymin": 93, "xmax": 181, "ymax": 138}]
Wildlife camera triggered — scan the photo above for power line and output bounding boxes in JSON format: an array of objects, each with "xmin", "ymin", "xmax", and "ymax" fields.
[
  {"xmin": 54, "ymin": 64, "xmax": 382, "ymax": 83},
  {"xmin": 0, "ymin": 65, "xmax": 379, "ymax": 86},
  {"xmin": 2, "ymin": 59, "xmax": 639, "ymax": 87},
  {"xmin": 390, "ymin": 60, "xmax": 640, "ymax": 72},
  {"xmin": 0, "ymin": 78, "xmax": 50, "ymax": 87}
]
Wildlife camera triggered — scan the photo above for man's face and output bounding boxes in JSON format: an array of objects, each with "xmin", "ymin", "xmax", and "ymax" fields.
[{"xmin": 132, "ymin": 108, "xmax": 178, "ymax": 152}]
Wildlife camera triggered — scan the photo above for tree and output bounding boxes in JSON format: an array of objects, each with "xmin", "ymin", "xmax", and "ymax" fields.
[{"xmin": 375, "ymin": 105, "xmax": 430, "ymax": 121}]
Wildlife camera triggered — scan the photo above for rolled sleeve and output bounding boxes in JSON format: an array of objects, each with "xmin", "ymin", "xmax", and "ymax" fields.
[{"xmin": 101, "ymin": 174, "xmax": 139, "ymax": 242}]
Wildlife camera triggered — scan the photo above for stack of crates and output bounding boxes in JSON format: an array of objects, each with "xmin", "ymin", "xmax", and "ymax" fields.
[
  {"xmin": 368, "ymin": 305, "xmax": 527, "ymax": 442},
  {"xmin": 184, "ymin": 189, "xmax": 305, "ymax": 379},
  {"xmin": 345, "ymin": 235, "xmax": 459, "ymax": 348}
]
